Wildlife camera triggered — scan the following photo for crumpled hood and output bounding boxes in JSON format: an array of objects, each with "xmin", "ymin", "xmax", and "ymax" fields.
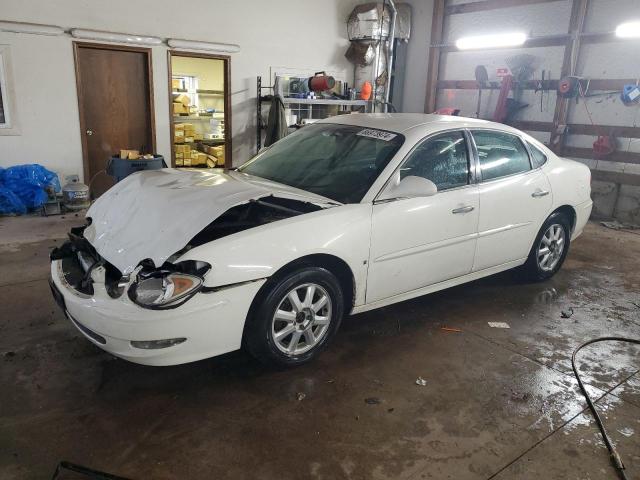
[{"xmin": 84, "ymin": 169, "xmax": 333, "ymax": 274}]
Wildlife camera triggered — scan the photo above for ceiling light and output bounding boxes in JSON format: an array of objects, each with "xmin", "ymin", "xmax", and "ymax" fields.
[
  {"xmin": 70, "ymin": 29, "xmax": 163, "ymax": 46},
  {"xmin": 168, "ymin": 39, "xmax": 240, "ymax": 53},
  {"xmin": 615, "ymin": 21, "xmax": 640, "ymax": 38},
  {"xmin": 0, "ymin": 21, "xmax": 64, "ymax": 36},
  {"xmin": 455, "ymin": 32, "xmax": 527, "ymax": 50}
]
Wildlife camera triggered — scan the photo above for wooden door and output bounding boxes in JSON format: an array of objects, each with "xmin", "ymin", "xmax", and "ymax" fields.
[{"xmin": 74, "ymin": 43, "xmax": 155, "ymax": 197}]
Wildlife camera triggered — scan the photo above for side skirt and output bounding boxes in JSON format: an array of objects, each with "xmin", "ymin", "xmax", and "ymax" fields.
[{"xmin": 350, "ymin": 258, "xmax": 527, "ymax": 315}]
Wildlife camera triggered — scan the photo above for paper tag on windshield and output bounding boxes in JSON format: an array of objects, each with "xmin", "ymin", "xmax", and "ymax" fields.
[{"xmin": 357, "ymin": 129, "xmax": 397, "ymax": 141}]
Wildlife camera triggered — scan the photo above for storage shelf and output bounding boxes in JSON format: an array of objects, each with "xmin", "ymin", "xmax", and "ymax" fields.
[
  {"xmin": 173, "ymin": 115, "xmax": 224, "ymax": 121},
  {"xmin": 275, "ymin": 98, "xmax": 368, "ymax": 106}
]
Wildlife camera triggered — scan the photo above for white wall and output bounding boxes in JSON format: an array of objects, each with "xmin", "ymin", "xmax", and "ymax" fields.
[
  {"xmin": 401, "ymin": 0, "xmax": 433, "ymax": 113},
  {"xmin": 0, "ymin": 0, "xmax": 362, "ymax": 178}
]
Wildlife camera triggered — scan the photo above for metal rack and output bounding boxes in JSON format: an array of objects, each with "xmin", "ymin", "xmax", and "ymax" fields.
[{"xmin": 256, "ymin": 75, "xmax": 369, "ymax": 153}]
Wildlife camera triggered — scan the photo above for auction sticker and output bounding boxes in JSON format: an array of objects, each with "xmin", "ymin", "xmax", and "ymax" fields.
[{"xmin": 357, "ymin": 129, "xmax": 397, "ymax": 141}]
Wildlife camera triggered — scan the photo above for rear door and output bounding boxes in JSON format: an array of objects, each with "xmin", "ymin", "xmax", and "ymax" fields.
[
  {"xmin": 470, "ymin": 129, "xmax": 552, "ymax": 271},
  {"xmin": 366, "ymin": 130, "xmax": 480, "ymax": 303}
]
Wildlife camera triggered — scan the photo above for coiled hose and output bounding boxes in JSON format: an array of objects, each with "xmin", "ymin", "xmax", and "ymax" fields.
[{"xmin": 572, "ymin": 337, "xmax": 640, "ymax": 480}]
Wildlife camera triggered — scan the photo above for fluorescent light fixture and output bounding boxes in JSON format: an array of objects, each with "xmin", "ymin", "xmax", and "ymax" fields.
[
  {"xmin": 615, "ymin": 21, "xmax": 640, "ymax": 38},
  {"xmin": 70, "ymin": 29, "xmax": 162, "ymax": 45},
  {"xmin": 168, "ymin": 38, "xmax": 240, "ymax": 53},
  {"xmin": 0, "ymin": 21, "xmax": 64, "ymax": 36},
  {"xmin": 456, "ymin": 32, "xmax": 527, "ymax": 50}
]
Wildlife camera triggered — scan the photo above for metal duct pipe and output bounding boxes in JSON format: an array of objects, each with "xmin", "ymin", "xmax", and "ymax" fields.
[{"xmin": 384, "ymin": 0, "xmax": 397, "ymax": 112}]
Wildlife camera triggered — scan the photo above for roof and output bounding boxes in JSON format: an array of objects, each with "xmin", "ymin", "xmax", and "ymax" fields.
[{"xmin": 316, "ymin": 113, "xmax": 519, "ymax": 135}]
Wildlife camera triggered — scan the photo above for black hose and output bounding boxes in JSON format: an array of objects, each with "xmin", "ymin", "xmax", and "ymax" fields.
[{"xmin": 571, "ymin": 337, "xmax": 640, "ymax": 480}]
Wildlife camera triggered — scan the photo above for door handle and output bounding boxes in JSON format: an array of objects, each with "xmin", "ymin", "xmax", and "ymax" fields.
[
  {"xmin": 452, "ymin": 205, "xmax": 475, "ymax": 214},
  {"xmin": 86, "ymin": 129, "xmax": 94, "ymax": 136},
  {"xmin": 531, "ymin": 190, "xmax": 549, "ymax": 198}
]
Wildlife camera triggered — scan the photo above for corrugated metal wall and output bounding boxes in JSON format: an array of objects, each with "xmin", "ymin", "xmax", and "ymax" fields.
[{"xmin": 429, "ymin": 0, "xmax": 640, "ymax": 222}]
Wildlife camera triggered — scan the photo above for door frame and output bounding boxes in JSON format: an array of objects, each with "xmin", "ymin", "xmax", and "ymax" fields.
[
  {"xmin": 167, "ymin": 50, "xmax": 232, "ymax": 169},
  {"xmin": 73, "ymin": 42, "xmax": 157, "ymax": 184}
]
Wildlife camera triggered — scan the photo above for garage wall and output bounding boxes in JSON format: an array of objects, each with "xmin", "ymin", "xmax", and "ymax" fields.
[
  {"xmin": 400, "ymin": 0, "xmax": 434, "ymax": 113},
  {"xmin": 0, "ymin": 0, "xmax": 362, "ymax": 179},
  {"xmin": 428, "ymin": 0, "xmax": 640, "ymax": 223}
]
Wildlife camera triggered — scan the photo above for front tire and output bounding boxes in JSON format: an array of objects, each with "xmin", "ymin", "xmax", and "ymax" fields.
[
  {"xmin": 522, "ymin": 212, "xmax": 571, "ymax": 281},
  {"xmin": 245, "ymin": 267, "xmax": 344, "ymax": 367}
]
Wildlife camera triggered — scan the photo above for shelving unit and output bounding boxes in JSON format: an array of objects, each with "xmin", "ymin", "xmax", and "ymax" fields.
[
  {"xmin": 256, "ymin": 75, "xmax": 370, "ymax": 152},
  {"xmin": 172, "ymin": 75, "xmax": 226, "ymax": 169}
]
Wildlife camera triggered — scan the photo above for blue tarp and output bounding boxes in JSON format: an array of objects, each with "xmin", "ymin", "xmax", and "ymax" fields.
[{"xmin": 0, "ymin": 164, "xmax": 61, "ymax": 215}]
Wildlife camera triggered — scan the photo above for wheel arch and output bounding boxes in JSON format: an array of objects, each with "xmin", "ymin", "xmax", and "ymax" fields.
[
  {"xmin": 241, "ymin": 253, "xmax": 356, "ymax": 344},
  {"xmin": 552, "ymin": 205, "xmax": 577, "ymax": 233},
  {"xmin": 526, "ymin": 205, "xmax": 577, "ymax": 256}
]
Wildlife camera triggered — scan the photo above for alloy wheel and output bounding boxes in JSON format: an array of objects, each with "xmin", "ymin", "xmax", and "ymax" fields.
[
  {"xmin": 537, "ymin": 224, "xmax": 566, "ymax": 272},
  {"xmin": 271, "ymin": 283, "xmax": 332, "ymax": 355}
]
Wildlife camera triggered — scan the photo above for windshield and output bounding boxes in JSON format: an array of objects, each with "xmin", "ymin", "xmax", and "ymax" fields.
[{"xmin": 239, "ymin": 123, "xmax": 404, "ymax": 203}]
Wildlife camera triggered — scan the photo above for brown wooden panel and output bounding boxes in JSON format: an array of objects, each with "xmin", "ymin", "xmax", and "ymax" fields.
[
  {"xmin": 566, "ymin": 124, "xmax": 640, "ymax": 139},
  {"xmin": 510, "ymin": 121, "xmax": 554, "ymax": 132},
  {"xmin": 591, "ymin": 170, "xmax": 640, "ymax": 186},
  {"xmin": 562, "ymin": 147, "xmax": 640, "ymax": 165},
  {"xmin": 549, "ymin": 0, "xmax": 588, "ymax": 153},
  {"xmin": 446, "ymin": 0, "xmax": 563, "ymax": 15},
  {"xmin": 424, "ymin": 0, "xmax": 445, "ymax": 113},
  {"xmin": 510, "ymin": 122, "xmax": 640, "ymax": 139},
  {"xmin": 437, "ymin": 80, "xmax": 559, "ymax": 90},
  {"xmin": 437, "ymin": 78, "xmax": 635, "ymax": 94},
  {"xmin": 74, "ymin": 43, "xmax": 155, "ymax": 197}
]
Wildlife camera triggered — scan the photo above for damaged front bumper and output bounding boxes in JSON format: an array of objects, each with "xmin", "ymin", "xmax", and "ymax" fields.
[{"xmin": 49, "ymin": 241, "xmax": 266, "ymax": 366}]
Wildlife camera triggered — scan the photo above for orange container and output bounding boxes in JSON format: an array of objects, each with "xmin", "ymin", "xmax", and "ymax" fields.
[{"xmin": 360, "ymin": 81, "xmax": 372, "ymax": 100}]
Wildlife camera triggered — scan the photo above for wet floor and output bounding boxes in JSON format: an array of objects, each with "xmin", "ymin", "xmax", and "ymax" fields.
[{"xmin": 1, "ymin": 222, "xmax": 639, "ymax": 479}]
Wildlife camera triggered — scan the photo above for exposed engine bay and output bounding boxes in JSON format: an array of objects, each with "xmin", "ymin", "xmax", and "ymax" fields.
[
  {"xmin": 51, "ymin": 196, "xmax": 324, "ymax": 300},
  {"xmin": 186, "ymin": 195, "xmax": 323, "ymax": 248}
]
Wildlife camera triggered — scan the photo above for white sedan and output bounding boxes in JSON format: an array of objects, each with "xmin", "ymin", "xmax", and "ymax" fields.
[{"xmin": 49, "ymin": 114, "xmax": 593, "ymax": 366}]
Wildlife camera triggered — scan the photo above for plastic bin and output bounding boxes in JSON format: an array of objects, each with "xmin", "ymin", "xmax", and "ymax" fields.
[{"xmin": 106, "ymin": 155, "xmax": 166, "ymax": 183}]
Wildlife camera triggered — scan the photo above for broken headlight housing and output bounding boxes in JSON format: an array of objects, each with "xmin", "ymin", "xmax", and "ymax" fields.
[{"xmin": 128, "ymin": 260, "xmax": 210, "ymax": 309}]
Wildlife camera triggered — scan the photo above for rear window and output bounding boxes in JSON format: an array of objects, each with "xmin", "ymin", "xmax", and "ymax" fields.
[
  {"xmin": 528, "ymin": 142, "xmax": 548, "ymax": 168},
  {"xmin": 472, "ymin": 130, "xmax": 531, "ymax": 181}
]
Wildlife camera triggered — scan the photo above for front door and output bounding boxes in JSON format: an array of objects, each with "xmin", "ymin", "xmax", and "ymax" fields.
[
  {"xmin": 470, "ymin": 129, "xmax": 553, "ymax": 271},
  {"xmin": 366, "ymin": 130, "xmax": 479, "ymax": 304},
  {"xmin": 74, "ymin": 43, "xmax": 155, "ymax": 197}
]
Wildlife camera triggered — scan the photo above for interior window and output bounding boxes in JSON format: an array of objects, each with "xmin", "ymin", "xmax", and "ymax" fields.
[
  {"xmin": 528, "ymin": 142, "xmax": 548, "ymax": 168},
  {"xmin": 399, "ymin": 131, "xmax": 469, "ymax": 191},
  {"xmin": 472, "ymin": 131, "xmax": 531, "ymax": 181}
]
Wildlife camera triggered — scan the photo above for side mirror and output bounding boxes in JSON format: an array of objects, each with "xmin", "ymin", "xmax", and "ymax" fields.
[{"xmin": 378, "ymin": 173, "xmax": 438, "ymax": 201}]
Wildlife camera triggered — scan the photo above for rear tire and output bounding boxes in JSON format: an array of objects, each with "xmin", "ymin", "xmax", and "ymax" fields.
[
  {"xmin": 521, "ymin": 212, "xmax": 571, "ymax": 281},
  {"xmin": 245, "ymin": 267, "xmax": 344, "ymax": 367}
]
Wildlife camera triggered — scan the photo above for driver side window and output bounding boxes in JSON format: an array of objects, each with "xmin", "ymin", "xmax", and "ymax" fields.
[{"xmin": 399, "ymin": 131, "xmax": 470, "ymax": 191}]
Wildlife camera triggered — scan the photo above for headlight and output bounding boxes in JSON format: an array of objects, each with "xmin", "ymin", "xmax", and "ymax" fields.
[{"xmin": 128, "ymin": 260, "xmax": 211, "ymax": 309}]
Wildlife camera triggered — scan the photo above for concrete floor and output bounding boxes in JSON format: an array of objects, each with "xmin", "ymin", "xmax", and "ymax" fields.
[{"xmin": 1, "ymin": 219, "xmax": 639, "ymax": 480}]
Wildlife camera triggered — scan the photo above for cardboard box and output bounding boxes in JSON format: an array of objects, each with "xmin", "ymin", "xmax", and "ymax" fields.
[
  {"xmin": 193, "ymin": 133, "xmax": 203, "ymax": 141},
  {"xmin": 120, "ymin": 149, "xmax": 140, "ymax": 160},
  {"xmin": 184, "ymin": 136, "xmax": 194, "ymax": 143},
  {"xmin": 174, "ymin": 123, "xmax": 185, "ymax": 132},
  {"xmin": 174, "ymin": 144, "xmax": 190, "ymax": 155},
  {"xmin": 174, "ymin": 94, "xmax": 190, "ymax": 106},
  {"xmin": 173, "ymin": 102, "xmax": 188, "ymax": 115},
  {"xmin": 195, "ymin": 153, "xmax": 208, "ymax": 166},
  {"xmin": 183, "ymin": 158, "xmax": 192, "ymax": 167},
  {"xmin": 172, "ymin": 79, "xmax": 181, "ymax": 90},
  {"xmin": 175, "ymin": 157, "xmax": 184, "ymax": 166}
]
